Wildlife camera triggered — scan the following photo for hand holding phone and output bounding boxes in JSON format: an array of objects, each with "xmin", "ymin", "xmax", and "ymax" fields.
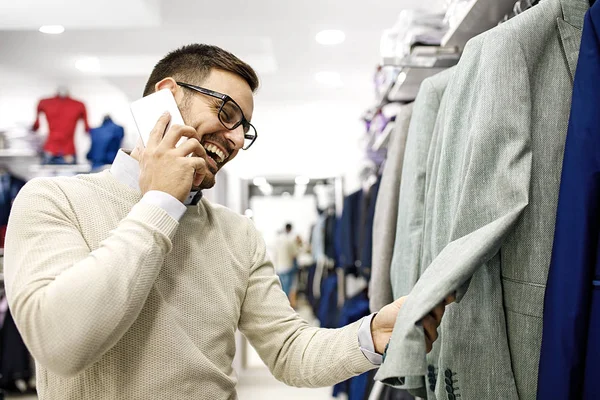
[
  {"xmin": 130, "ymin": 90, "xmax": 208, "ymax": 202},
  {"xmin": 130, "ymin": 89, "xmax": 188, "ymax": 149}
]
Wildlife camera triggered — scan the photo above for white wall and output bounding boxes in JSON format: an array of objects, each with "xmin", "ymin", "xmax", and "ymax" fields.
[
  {"xmin": 249, "ymin": 195, "xmax": 318, "ymax": 261},
  {"xmin": 226, "ymin": 99, "xmax": 367, "ymax": 195}
]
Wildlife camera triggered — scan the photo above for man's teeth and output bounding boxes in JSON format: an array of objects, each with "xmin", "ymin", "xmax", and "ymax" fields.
[{"xmin": 203, "ymin": 144, "xmax": 225, "ymax": 163}]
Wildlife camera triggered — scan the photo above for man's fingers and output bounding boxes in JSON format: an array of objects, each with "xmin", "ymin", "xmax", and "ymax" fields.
[
  {"xmin": 188, "ymin": 156, "xmax": 207, "ymax": 177},
  {"xmin": 161, "ymin": 124, "xmax": 201, "ymax": 149},
  {"xmin": 147, "ymin": 112, "xmax": 171, "ymax": 148},
  {"xmin": 175, "ymin": 138, "xmax": 207, "ymax": 159},
  {"xmin": 444, "ymin": 293, "xmax": 456, "ymax": 305},
  {"xmin": 423, "ymin": 315, "xmax": 439, "ymax": 343},
  {"xmin": 430, "ymin": 303, "xmax": 445, "ymax": 323}
]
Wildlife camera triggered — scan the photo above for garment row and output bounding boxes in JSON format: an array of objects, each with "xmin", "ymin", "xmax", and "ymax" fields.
[{"xmin": 368, "ymin": 0, "xmax": 597, "ymax": 399}]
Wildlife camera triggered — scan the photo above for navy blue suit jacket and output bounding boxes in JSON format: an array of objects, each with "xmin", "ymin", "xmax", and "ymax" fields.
[{"xmin": 538, "ymin": 3, "xmax": 600, "ymax": 398}]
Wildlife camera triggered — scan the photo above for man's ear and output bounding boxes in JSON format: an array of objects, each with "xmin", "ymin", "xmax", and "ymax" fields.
[{"xmin": 154, "ymin": 78, "xmax": 183, "ymax": 102}]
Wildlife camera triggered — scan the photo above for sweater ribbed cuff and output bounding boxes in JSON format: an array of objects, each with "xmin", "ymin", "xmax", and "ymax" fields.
[
  {"xmin": 127, "ymin": 202, "xmax": 180, "ymax": 241},
  {"xmin": 343, "ymin": 319, "xmax": 379, "ymax": 374}
]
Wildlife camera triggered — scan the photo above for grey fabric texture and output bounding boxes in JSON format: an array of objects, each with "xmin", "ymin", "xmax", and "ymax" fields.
[
  {"xmin": 376, "ymin": 0, "xmax": 586, "ymax": 399},
  {"xmin": 369, "ymin": 102, "xmax": 414, "ymax": 313},
  {"xmin": 389, "ymin": 68, "xmax": 455, "ymax": 302},
  {"xmin": 385, "ymin": 69, "xmax": 454, "ymax": 400}
]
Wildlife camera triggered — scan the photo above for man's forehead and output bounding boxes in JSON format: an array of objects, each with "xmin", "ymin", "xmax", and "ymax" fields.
[{"xmin": 202, "ymin": 69, "xmax": 254, "ymax": 113}]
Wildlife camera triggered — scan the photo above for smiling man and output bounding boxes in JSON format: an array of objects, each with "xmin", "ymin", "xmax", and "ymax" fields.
[{"xmin": 4, "ymin": 44, "xmax": 450, "ymax": 399}]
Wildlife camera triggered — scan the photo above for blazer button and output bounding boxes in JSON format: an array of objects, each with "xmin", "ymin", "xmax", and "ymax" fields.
[
  {"xmin": 445, "ymin": 377, "xmax": 454, "ymax": 386},
  {"xmin": 430, "ymin": 384, "xmax": 436, "ymax": 392},
  {"xmin": 448, "ymin": 394, "xmax": 456, "ymax": 400},
  {"xmin": 428, "ymin": 365, "xmax": 435, "ymax": 373},
  {"xmin": 446, "ymin": 384, "xmax": 454, "ymax": 394},
  {"xmin": 445, "ymin": 369, "xmax": 454, "ymax": 378}
]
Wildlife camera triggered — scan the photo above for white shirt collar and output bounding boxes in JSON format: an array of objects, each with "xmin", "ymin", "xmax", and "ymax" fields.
[{"xmin": 109, "ymin": 150, "xmax": 201, "ymax": 205}]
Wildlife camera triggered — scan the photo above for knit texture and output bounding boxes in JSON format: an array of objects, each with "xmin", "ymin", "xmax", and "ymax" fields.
[{"xmin": 4, "ymin": 170, "xmax": 375, "ymax": 399}]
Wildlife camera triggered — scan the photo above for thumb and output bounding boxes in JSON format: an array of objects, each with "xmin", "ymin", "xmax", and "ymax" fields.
[{"xmin": 393, "ymin": 296, "xmax": 407, "ymax": 310}]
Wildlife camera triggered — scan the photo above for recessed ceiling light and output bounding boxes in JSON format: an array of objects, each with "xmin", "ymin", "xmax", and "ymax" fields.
[
  {"xmin": 75, "ymin": 57, "xmax": 100, "ymax": 73},
  {"xmin": 316, "ymin": 30, "xmax": 345, "ymax": 45},
  {"xmin": 315, "ymin": 71, "xmax": 343, "ymax": 87},
  {"xmin": 39, "ymin": 25, "xmax": 65, "ymax": 34}
]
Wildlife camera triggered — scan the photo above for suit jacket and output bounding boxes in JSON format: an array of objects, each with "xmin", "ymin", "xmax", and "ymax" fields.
[
  {"xmin": 389, "ymin": 69, "xmax": 454, "ymax": 302},
  {"xmin": 538, "ymin": 3, "xmax": 600, "ymax": 399},
  {"xmin": 376, "ymin": 1, "xmax": 587, "ymax": 399},
  {"xmin": 360, "ymin": 177, "xmax": 382, "ymax": 281},
  {"xmin": 370, "ymin": 103, "xmax": 414, "ymax": 313}
]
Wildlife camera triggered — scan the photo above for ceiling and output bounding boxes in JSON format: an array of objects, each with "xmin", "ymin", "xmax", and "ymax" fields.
[
  {"xmin": 0, "ymin": 0, "xmax": 447, "ymax": 180},
  {"xmin": 0, "ymin": 0, "xmax": 446, "ymax": 102}
]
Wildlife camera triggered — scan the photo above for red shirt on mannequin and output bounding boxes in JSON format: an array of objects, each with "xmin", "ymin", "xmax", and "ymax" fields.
[{"xmin": 33, "ymin": 96, "xmax": 90, "ymax": 156}]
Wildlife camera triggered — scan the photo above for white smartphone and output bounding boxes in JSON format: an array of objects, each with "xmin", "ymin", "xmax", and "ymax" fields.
[{"xmin": 130, "ymin": 89, "xmax": 188, "ymax": 149}]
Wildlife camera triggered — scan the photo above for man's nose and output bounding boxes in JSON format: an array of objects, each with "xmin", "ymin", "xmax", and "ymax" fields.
[{"xmin": 224, "ymin": 125, "xmax": 245, "ymax": 151}]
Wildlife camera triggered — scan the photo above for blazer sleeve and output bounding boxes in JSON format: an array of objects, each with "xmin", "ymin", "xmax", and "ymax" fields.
[
  {"xmin": 375, "ymin": 33, "xmax": 532, "ymax": 388},
  {"xmin": 388, "ymin": 70, "xmax": 452, "ymax": 305},
  {"xmin": 369, "ymin": 104, "xmax": 413, "ymax": 312}
]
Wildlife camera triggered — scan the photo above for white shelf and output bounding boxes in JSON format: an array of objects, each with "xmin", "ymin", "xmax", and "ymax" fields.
[
  {"xmin": 372, "ymin": 122, "xmax": 396, "ymax": 152},
  {"xmin": 0, "ymin": 149, "xmax": 37, "ymax": 158},
  {"xmin": 441, "ymin": 0, "xmax": 516, "ymax": 49},
  {"xmin": 388, "ymin": 67, "xmax": 448, "ymax": 102},
  {"xmin": 383, "ymin": 46, "xmax": 461, "ymax": 69}
]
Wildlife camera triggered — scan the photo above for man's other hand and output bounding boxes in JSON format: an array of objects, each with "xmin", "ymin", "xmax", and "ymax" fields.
[{"xmin": 371, "ymin": 294, "xmax": 456, "ymax": 354}]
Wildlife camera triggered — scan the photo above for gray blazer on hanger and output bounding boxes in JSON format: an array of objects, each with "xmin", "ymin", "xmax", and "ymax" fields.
[
  {"xmin": 397, "ymin": 68, "xmax": 456, "ymax": 400},
  {"xmin": 369, "ymin": 102, "xmax": 414, "ymax": 313},
  {"xmin": 389, "ymin": 68, "xmax": 454, "ymax": 302},
  {"xmin": 375, "ymin": 1, "xmax": 587, "ymax": 399}
]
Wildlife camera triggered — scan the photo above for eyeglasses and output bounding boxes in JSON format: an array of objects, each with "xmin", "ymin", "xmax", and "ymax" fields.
[{"xmin": 176, "ymin": 82, "xmax": 257, "ymax": 150}]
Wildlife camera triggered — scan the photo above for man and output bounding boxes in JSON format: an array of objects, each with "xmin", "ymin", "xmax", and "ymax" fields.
[
  {"xmin": 4, "ymin": 44, "xmax": 451, "ymax": 399},
  {"xmin": 274, "ymin": 223, "xmax": 300, "ymax": 298}
]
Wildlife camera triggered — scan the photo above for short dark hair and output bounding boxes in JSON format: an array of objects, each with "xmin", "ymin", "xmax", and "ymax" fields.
[
  {"xmin": 143, "ymin": 44, "xmax": 259, "ymax": 96},
  {"xmin": 285, "ymin": 223, "xmax": 293, "ymax": 232}
]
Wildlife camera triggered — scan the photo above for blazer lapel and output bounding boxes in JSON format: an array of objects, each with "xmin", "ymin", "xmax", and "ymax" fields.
[{"xmin": 557, "ymin": 0, "xmax": 587, "ymax": 80}]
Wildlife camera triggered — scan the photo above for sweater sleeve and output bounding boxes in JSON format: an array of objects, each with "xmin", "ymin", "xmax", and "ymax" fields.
[
  {"xmin": 4, "ymin": 178, "xmax": 179, "ymax": 377},
  {"xmin": 238, "ymin": 223, "xmax": 375, "ymax": 388}
]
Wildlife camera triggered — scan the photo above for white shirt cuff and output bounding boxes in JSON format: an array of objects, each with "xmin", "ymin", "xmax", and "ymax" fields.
[
  {"xmin": 141, "ymin": 191, "xmax": 187, "ymax": 221},
  {"xmin": 358, "ymin": 313, "xmax": 383, "ymax": 365}
]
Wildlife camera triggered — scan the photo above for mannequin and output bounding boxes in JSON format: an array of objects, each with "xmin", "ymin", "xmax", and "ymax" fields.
[
  {"xmin": 87, "ymin": 116, "xmax": 124, "ymax": 169},
  {"xmin": 32, "ymin": 89, "xmax": 89, "ymax": 164}
]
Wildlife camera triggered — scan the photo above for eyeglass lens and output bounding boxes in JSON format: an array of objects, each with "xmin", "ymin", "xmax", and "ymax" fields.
[{"xmin": 219, "ymin": 99, "xmax": 256, "ymax": 149}]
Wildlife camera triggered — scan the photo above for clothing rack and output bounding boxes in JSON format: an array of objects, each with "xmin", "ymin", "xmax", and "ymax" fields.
[
  {"xmin": 382, "ymin": 46, "xmax": 461, "ymax": 103},
  {"xmin": 441, "ymin": 0, "xmax": 517, "ymax": 49}
]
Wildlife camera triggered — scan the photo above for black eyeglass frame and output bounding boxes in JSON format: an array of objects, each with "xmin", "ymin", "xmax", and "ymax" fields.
[{"xmin": 176, "ymin": 81, "xmax": 257, "ymax": 150}]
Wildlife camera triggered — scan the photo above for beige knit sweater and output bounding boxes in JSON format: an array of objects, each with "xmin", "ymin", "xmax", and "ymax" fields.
[{"xmin": 4, "ymin": 171, "xmax": 374, "ymax": 399}]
